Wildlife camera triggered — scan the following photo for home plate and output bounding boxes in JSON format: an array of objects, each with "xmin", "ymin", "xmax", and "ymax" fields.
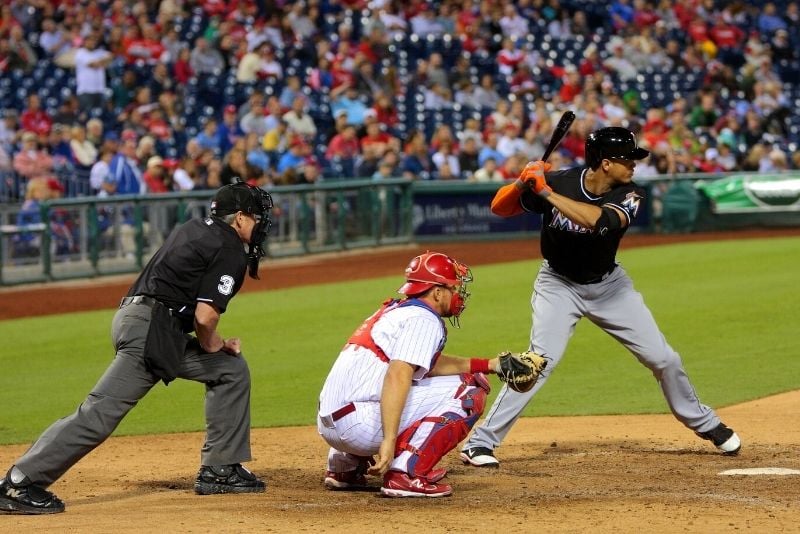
[{"xmin": 719, "ymin": 468, "xmax": 800, "ymax": 476}]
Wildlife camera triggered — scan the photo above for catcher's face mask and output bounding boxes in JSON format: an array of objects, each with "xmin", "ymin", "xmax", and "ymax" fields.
[
  {"xmin": 445, "ymin": 261, "xmax": 472, "ymax": 328},
  {"xmin": 244, "ymin": 187, "xmax": 273, "ymax": 279}
]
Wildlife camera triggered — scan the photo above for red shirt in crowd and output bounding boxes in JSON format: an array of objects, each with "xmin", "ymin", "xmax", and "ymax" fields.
[{"xmin": 20, "ymin": 109, "xmax": 53, "ymax": 136}]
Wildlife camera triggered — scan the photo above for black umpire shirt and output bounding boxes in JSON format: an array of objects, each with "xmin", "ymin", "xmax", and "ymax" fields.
[
  {"xmin": 127, "ymin": 216, "xmax": 248, "ymax": 327},
  {"xmin": 519, "ymin": 166, "xmax": 646, "ymax": 284}
]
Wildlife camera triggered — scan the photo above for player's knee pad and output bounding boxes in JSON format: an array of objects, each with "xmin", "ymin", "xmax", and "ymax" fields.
[{"xmin": 454, "ymin": 372, "xmax": 490, "ymax": 424}]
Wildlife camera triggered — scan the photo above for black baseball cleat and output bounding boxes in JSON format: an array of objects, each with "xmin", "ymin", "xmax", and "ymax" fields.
[
  {"xmin": 459, "ymin": 447, "xmax": 500, "ymax": 468},
  {"xmin": 194, "ymin": 464, "xmax": 266, "ymax": 495},
  {"xmin": 0, "ymin": 476, "xmax": 65, "ymax": 514},
  {"xmin": 696, "ymin": 422, "xmax": 742, "ymax": 455}
]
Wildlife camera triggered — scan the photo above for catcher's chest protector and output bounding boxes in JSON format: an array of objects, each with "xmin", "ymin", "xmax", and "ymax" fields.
[{"xmin": 346, "ymin": 298, "xmax": 446, "ymax": 369}]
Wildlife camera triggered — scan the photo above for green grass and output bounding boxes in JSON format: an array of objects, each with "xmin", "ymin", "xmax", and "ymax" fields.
[{"xmin": 1, "ymin": 236, "xmax": 798, "ymax": 445}]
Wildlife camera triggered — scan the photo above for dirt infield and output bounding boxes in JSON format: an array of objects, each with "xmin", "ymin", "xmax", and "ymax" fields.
[{"xmin": 2, "ymin": 229, "xmax": 799, "ymax": 532}]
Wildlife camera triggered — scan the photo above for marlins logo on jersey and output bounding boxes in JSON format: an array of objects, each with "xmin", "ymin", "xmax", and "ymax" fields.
[
  {"xmin": 621, "ymin": 191, "xmax": 642, "ymax": 218},
  {"xmin": 549, "ymin": 207, "xmax": 592, "ymax": 234}
]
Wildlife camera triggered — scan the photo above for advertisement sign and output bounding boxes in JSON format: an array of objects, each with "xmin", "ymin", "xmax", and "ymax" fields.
[
  {"xmin": 412, "ymin": 187, "xmax": 652, "ymax": 236},
  {"xmin": 696, "ymin": 174, "xmax": 800, "ymax": 213}
]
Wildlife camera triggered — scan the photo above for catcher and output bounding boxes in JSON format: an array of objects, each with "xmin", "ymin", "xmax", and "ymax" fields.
[{"xmin": 317, "ymin": 251, "xmax": 546, "ymax": 498}]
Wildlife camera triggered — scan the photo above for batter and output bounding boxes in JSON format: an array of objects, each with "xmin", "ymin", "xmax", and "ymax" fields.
[{"xmin": 461, "ymin": 127, "xmax": 741, "ymax": 468}]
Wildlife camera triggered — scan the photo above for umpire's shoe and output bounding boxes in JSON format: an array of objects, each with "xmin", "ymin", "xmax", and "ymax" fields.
[
  {"xmin": 696, "ymin": 422, "xmax": 742, "ymax": 455},
  {"xmin": 459, "ymin": 446, "xmax": 500, "ymax": 468},
  {"xmin": 194, "ymin": 464, "xmax": 266, "ymax": 495},
  {"xmin": 0, "ymin": 471, "xmax": 65, "ymax": 514}
]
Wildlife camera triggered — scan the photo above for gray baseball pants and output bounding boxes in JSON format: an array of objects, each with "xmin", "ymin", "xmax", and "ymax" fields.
[
  {"xmin": 13, "ymin": 302, "xmax": 252, "ymax": 487},
  {"xmin": 467, "ymin": 262, "xmax": 721, "ymax": 451}
]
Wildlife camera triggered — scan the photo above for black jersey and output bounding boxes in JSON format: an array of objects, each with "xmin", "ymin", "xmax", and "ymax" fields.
[
  {"xmin": 128, "ymin": 217, "xmax": 248, "ymax": 319},
  {"xmin": 519, "ymin": 166, "xmax": 645, "ymax": 284}
]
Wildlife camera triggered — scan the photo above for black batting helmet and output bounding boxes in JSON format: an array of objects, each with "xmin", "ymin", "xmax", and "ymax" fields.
[{"xmin": 585, "ymin": 127, "xmax": 650, "ymax": 170}]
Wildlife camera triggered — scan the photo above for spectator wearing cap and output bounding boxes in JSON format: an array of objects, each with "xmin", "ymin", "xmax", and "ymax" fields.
[
  {"xmin": 13, "ymin": 177, "xmax": 71, "ymax": 258},
  {"xmin": 218, "ymin": 105, "xmax": 243, "ymax": 155},
  {"xmin": 325, "ymin": 125, "xmax": 360, "ymax": 161},
  {"xmin": 74, "ymin": 32, "xmax": 113, "ymax": 114},
  {"xmin": 330, "ymin": 83, "xmax": 369, "ymax": 127},
  {"xmin": 282, "ymin": 96, "xmax": 317, "ymax": 140},
  {"xmin": 142, "ymin": 156, "xmax": 171, "ymax": 193},
  {"xmin": 13, "ymin": 132, "xmax": 56, "ymax": 182},
  {"xmin": 325, "ymin": 108, "xmax": 350, "ymax": 143},
  {"xmin": 360, "ymin": 120, "xmax": 398, "ymax": 161}
]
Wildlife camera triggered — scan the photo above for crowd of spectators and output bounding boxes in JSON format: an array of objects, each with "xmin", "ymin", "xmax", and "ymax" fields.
[{"xmin": 1, "ymin": 0, "xmax": 800, "ymax": 205}]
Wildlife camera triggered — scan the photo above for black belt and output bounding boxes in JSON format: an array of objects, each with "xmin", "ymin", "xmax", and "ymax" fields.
[
  {"xmin": 120, "ymin": 295, "xmax": 164, "ymax": 309},
  {"xmin": 553, "ymin": 265, "xmax": 617, "ymax": 285},
  {"xmin": 330, "ymin": 402, "xmax": 356, "ymax": 422}
]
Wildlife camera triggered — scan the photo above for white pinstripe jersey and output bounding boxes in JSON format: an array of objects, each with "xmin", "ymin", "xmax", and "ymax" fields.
[{"xmin": 318, "ymin": 299, "xmax": 446, "ymax": 415}]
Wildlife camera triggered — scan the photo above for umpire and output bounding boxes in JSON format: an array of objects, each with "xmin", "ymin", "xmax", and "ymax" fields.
[{"xmin": 0, "ymin": 182, "xmax": 273, "ymax": 514}]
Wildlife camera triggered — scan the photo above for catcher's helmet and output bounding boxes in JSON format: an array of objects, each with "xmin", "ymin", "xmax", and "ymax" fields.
[
  {"xmin": 398, "ymin": 251, "xmax": 473, "ymax": 322},
  {"xmin": 585, "ymin": 127, "xmax": 650, "ymax": 169}
]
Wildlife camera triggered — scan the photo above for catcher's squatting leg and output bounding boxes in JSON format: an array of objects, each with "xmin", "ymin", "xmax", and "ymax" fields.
[
  {"xmin": 466, "ymin": 264, "xmax": 722, "ymax": 452},
  {"xmin": 321, "ymin": 374, "xmax": 487, "ymax": 476}
]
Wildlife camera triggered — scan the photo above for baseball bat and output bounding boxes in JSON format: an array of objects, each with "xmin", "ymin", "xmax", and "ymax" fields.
[{"xmin": 541, "ymin": 110, "xmax": 576, "ymax": 162}]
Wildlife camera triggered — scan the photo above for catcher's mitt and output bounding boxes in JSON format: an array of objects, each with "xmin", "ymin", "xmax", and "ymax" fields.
[{"xmin": 495, "ymin": 351, "xmax": 547, "ymax": 393}]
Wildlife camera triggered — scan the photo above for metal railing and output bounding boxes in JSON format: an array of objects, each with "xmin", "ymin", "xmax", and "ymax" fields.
[{"xmin": 0, "ymin": 178, "xmax": 414, "ymax": 286}]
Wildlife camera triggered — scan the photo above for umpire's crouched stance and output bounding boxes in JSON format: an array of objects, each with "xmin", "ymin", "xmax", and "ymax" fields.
[{"xmin": 0, "ymin": 182, "xmax": 273, "ymax": 514}]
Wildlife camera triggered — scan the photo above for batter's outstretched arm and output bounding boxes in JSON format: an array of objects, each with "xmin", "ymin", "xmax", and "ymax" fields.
[{"xmin": 369, "ymin": 360, "xmax": 415, "ymax": 476}]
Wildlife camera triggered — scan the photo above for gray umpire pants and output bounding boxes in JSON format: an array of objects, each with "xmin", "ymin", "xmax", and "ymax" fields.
[{"xmin": 14, "ymin": 302, "xmax": 253, "ymax": 487}]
